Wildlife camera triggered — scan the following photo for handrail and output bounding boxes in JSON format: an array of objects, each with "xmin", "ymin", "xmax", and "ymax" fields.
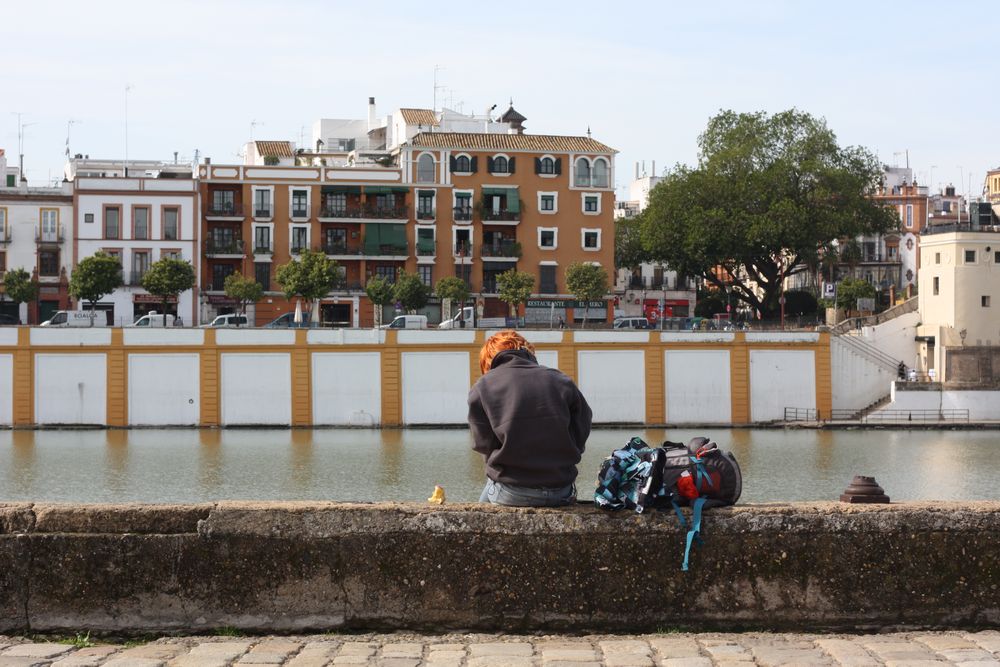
[
  {"xmin": 832, "ymin": 333, "xmax": 901, "ymax": 373},
  {"xmin": 830, "ymin": 298, "xmax": 918, "ymax": 334},
  {"xmin": 784, "ymin": 407, "xmax": 970, "ymax": 423}
]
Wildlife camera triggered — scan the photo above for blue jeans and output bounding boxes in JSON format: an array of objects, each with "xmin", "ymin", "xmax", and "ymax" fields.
[{"xmin": 479, "ymin": 479, "xmax": 576, "ymax": 507}]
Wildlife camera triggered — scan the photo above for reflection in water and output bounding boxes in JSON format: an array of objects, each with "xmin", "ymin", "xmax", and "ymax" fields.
[{"xmin": 1, "ymin": 428, "xmax": 999, "ymax": 504}]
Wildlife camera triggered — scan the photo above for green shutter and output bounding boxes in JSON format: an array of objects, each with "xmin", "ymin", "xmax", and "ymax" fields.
[
  {"xmin": 506, "ymin": 189, "xmax": 520, "ymax": 213},
  {"xmin": 482, "ymin": 187, "xmax": 505, "ymax": 196},
  {"xmin": 384, "ymin": 224, "xmax": 407, "ymax": 246},
  {"xmin": 324, "ymin": 185, "xmax": 360, "ymax": 194},
  {"xmin": 364, "ymin": 186, "xmax": 392, "ymax": 194}
]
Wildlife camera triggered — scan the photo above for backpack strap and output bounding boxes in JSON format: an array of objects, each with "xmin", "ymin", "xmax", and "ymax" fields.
[
  {"xmin": 681, "ymin": 496, "xmax": 707, "ymax": 571},
  {"xmin": 670, "ymin": 498, "xmax": 687, "ymax": 529},
  {"xmin": 691, "ymin": 456, "xmax": 715, "ymax": 492}
]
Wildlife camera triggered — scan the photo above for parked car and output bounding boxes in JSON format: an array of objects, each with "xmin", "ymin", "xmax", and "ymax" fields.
[
  {"xmin": 381, "ymin": 314, "xmax": 428, "ymax": 329},
  {"xmin": 40, "ymin": 310, "xmax": 110, "ymax": 327},
  {"xmin": 131, "ymin": 312, "xmax": 182, "ymax": 327},
  {"xmin": 613, "ymin": 317, "xmax": 651, "ymax": 329},
  {"xmin": 0, "ymin": 314, "xmax": 19, "ymax": 326},
  {"xmin": 264, "ymin": 312, "xmax": 312, "ymax": 328},
  {"xmin": 201, "ymin": 313, "xmax": 248, "ymax": 328}
]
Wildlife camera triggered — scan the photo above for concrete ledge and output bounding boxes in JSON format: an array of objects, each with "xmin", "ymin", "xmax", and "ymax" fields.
[{"xmin": 1, "ymin": 502, "xmax": 999, "ymax": 634}]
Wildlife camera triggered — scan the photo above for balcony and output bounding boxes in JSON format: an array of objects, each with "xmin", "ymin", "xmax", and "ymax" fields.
[
  {"xmin": 322, "ymin": 242, "xmax": 363, "ymax": 257},
  {"xmin": 416, "ymin": 208, "xmax": 435, "ymax": 221},
  {"xmin": 205, "ymin": 239, "xmax": 245, "ymax": 257},
  {"xmin": 319, "ymin": 205, "xmax": 408, "ymax": 221},
  {"xmin": 206, "ymin": 203, "xmax": 244, "ymax": 220},
  {"xmin": 481, "ymin": 209, "xmax": 520, "ymax": 223},
  {"xmin": 453, "ymin": 243, "xmax": 474, "ymax": 258},
  {"xmin": 416, "ymin": 242, "xmax": 436, "ymax": 257},
  {"xmin": 0, "ymin": 229, "xmax": 9, "ymax": 244},
  {"xmin": 35, "ymin": 230, "xmax": 64, "ymax": 245},
  {"xmin": 254, "ymin": 207, "xmax": 273, "ymax": 218},
  {"xmin": 453, "ymin": 206, "xmax": 472, "ymax": 223},
  {"xmin": 252, "ymin": 242, "xmax": 274, "ymax": 255},
  {"xmin": 539, "ymin": 283, "xmax": 558, "ymax": 295},
  {"xmin": 362, "ymin": 243, "xmax": 408, "ymax": 258},
  {"xmin": 481, "ymin": 241, "xmax": 521, "ymax": 259}
]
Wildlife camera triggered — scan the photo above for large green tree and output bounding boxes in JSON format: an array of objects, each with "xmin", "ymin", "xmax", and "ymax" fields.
[
  {"xmin": 565, "ymin": 262, "xmax": 609, "ymax": 328},
  {"xmin": 275, "ymin": 249, "xmax": 340, "ymax": 324},
  {"xmin": 496, "ymin": 269, "xmax": 534, "ymax": 318},
  {"xmin": 223, "ymin": 272, "xmax": 264, "ymax": 319},
  {"xmin": 615, "ymin": 216, "xmax": 651, "ymax": 272},
  {"xmin": 392, "ymin": 271, "xmax": 430, "ymax": 313},
  {"xmin": 2, "ymin": 268, "xmax": 38, "ymax": 322},
  {"xmin": 69, "ymin": 252, "xmax": 123, "ymax": 325},
  {"xmin": 640, "ymin": 109, "xmax": 897, "ymax": 314},
  {"xmin": 365, "ymin": 275, "xmax": 394, "ymax": 328},
  {"xmin": 434, "ymin": 276, "xmax": 470, "ymax": 322},
  {"xmin": 141, "ymin": 258, "xmax": 196, "ymax": 326}
]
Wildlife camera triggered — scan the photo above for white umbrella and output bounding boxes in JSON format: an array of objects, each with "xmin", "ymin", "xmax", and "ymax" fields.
[{"xmin": 293, "ymin": 299, "xmax": 303, "ymax": 324}]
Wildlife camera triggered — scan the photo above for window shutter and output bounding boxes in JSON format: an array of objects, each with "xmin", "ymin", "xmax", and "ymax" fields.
[
  {"xmin": 506, "ymin": 189, "xmax": 520, "ymax": 213},
  {"xmin": 534, "ymin": 157, "xmax": 541, "ymax": 174},
  {"xmin": 508, "ymin": 157, "xmax": 516, "ymax": 174},
  {"xmin": 487, "ymin": 157, "xmax": 495, "ymax": 173},
  {"xmin": 554, "ymin": 158, "xmax": 562, "ymax": 175},
  {"xmin": 471, "ymin": 156, "xmax": 478, "ymax": 173},
  {"xmin": 449, "ymin": 156, "xmax": 457, "ymax": 172}
]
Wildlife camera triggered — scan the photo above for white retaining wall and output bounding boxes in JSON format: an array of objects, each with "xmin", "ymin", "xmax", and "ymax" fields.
[
  {"xmin": 34, "ymin": 354, "xmax": 107, "ymax": 425},
  {"xmin": 664, "ymin": 350, "xmax": 731, "ymax": 424},
  {"xmin": 874, "ymin": 383, "xmax": 1000, "ymax": 420},
  {"xmin": 750, "ymin": 350, "xmax": 816, "ymax": 421},
  {"xmin": 128, "ymin": 354, "xmax": 200, "ymax": 426}
]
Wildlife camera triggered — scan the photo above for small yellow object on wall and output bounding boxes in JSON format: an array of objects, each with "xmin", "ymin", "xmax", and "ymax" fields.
[{"xmin": 427, "ymin": 485, "xmax": 446, "ymax": 504}]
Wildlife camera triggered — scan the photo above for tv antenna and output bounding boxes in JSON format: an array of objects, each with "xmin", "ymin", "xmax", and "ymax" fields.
[{"xmin": 433, "ymin": 65, "xmax": 445, "ymax": 112}]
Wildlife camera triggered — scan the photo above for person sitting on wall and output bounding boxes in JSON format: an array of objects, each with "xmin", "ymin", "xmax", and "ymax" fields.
[{"xmin": 469, "ymin": 330, "xmax": 592, "ymax": 507}]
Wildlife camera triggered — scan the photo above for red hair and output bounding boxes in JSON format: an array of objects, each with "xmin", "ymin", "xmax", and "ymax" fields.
[{"xmin": 479, "ymin": 330, "xmax": 535, "ymax": 375}]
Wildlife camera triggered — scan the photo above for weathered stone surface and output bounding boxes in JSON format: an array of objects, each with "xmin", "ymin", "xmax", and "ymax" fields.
[
  {"xmin": 9, "ymin": 501, "xmax": 1000, "ymax": 633},
  {"xmin": 1, "ymin": 644, "xmax": 73, "ymax": 659}
]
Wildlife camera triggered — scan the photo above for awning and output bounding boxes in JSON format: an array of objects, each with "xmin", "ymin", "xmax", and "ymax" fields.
[
  {"xmin": 482, "ymin": 187, "xmax": 520, "ymax": 212},
  {"xmin": 365, "ymin": 186, "xmax": 409, "ymax": 194},
  {"xmin": 323, "ymin": 185, "xmax": 361, "ymax": 194}
]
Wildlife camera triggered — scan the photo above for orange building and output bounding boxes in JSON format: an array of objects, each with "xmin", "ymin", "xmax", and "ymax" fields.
[{"xmin": 198, "ymin": 129, "xmax": 616, "ymax": 327}]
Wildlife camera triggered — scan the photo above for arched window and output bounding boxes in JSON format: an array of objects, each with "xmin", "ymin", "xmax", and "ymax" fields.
[
  {"xmin": 575, "ymin": 157, "xmax": 591, "ymax": 187},
  {"xmin": 539, "ymin": 157, "xmax": 555, "ymax": 174},
  {"xmin": 492, "ymin": 156, "xmax": 508, "ymax": 174},
  {"xmin": 455, "ymin": 155, "xmax": 471, "ymax": 173},
  {"xmin": 416, "ymin": 154, "xmax": 435, "ymax": 183},
  {"xmin": 592, "ymin": 158, "xmax": 609, "ymax": 188}
]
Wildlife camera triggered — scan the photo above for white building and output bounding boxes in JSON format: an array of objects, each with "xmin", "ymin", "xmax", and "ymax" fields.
[
  {"xmin": 67, "ymin": 157, "xmax": 199, "ymax": 325},
  {"xmin": 0, "ymin": 151, "xmax": 73, "ymax": 323},
  {"xmin": 614, "ymin": 161, "xmax": 697, "ymax": 319}
]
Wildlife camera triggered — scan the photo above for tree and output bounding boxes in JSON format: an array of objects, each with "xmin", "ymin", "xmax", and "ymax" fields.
[
  {"xmin": 640, "ymin": 109, "xmax": 897, "ymax": 316},
  {"xmin": 393, "ymin": 271, "xmax": 430, "ymax": 313},
  {"xmin": 69, "ymin": 252, "xmax": 123, "ymax": 325},
  {"xmin": 565, "ymin": 262, "xmax": 609, "ymax": 328},
  {"xmin": 365, "ymin": 275, "xmax": 394, "ymax": 328},
  {"xmin": 275, "ymin": 249, "xmax": 339, "ymax": 325},
  {"xmin": 223, "ymin": 272, "xmax": 264, "ymax": 319},
  {"xmin": 615, "ymin": 216, "xmax": 650, "ymax": 272},
  {"xmin": 2, "ymin": 268, "xmax": 38, "ymax": 323},
  {"xmin": 435, "ymin": 276, "xmax": 470, "ymax": 322},
  {"xmin": 141, "ymin": 258, "xmax": 196, "ymax": 326},
  {"xmin": 496, "ymin": 269, "xmax": 534, "ymax": 319},
  {"xmin": 836, "ymin": 277, "xmax": 877, "ymax": 312}
]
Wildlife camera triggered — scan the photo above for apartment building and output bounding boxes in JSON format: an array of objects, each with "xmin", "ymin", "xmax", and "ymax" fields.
[
  {"xmin": 0, "ymin": 151, "xmax": 73, "ymax": 323},
  {"xmin": 67, "ymin": 158, "xmax": 198, "ymax": 325},
  {"xmin": 199, "ymin": 106, "xmax": 616, "ymax": 326}
]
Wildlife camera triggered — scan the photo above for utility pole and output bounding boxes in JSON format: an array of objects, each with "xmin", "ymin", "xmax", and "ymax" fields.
[
  {"xmin": 12, "ymin": 112, "xmax": 37, "ymax": 180},
  {"xmin": 433, "ymin": 65, "xmax": 445, "ymax": 113},
  {"xmin": 65, "ymin": 119, "xmax": 80, "ymax": 158}
]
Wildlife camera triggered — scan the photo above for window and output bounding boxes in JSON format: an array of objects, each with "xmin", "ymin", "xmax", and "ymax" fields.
[
  {"xmin": 933, "ymin": 277, "xmax": 939, "ymax": 295},
  {"xmin": 455, "ymin": 263, "xmax": 471, "ymax": 287},
  {"xmin": 592, "ymin": 158, "xmax": 609, "ymax": 188},
  {"xmin": 994, "ymin": 250, "xmax": 1000, "ymax": 264},
  {"xmin": 292, "ymin": 190, "xmax": 309, "ymax": 218},
  {"xmin": 417, "ymin": 154, "xmax": 436, "ymax": 183},
  {"xmin": 887, "ymin": 245, "xmax": 898, "ymax": 260},
  {"xmin": 489, "ymin": 155, "xmax": 512, "ymax": 174},
  {"xmin": 582, "ymin": 229, "xmax": 601, "ymax": 250},
  {"xmin": 39, "ymin": 250, "xmax": 59, "ymax": 277},
  {"xmin": 539, "ymin": 193, "xmax": 556, "ymax": 213},
  {"xmin": 255, "ymin": 262, "xmax": 270, "ymax": 291},
  {"xmin": 212, "ymin": 190, "xmax": 235, "ymax": 214},
  {"xmin": 965, "ymin": 250, "xmax": 977, "ymax": 263},
  {"xmin": 575, "ymin": 158, "xmax": 591, "ymax": 187},
  {"xmin": 133, "ymin": 251, "xmax": 149, "ymax": 283},
  {"xmin": 584, "ymin": 195, "xmax": 599, "ymax": 213},
  {"xmin": 935, "ymin": 252, "xmax": 941, "ymax": 265},
  {"xmin": 104, "ymin": 207, "xmax": 121, "ymax": 239},
  {"xmin": 418, "ymin": 265, "xmax": 432, "ymax": 287},
  {"xmin": 84, "ymin": 213, "xmax": 94, "ymax": 224},
  {"xmin": 0, "ymin": 252, "xmax": 6, "ymax": 273},
  {"xmin": 324, "ymin": 192, "xmax": 346, "ymax": 217},
  {"xmin": 453, "ymin": 155, "xmax": 472, "ymax": 173},
  {"xmin": 5, "ymin": 175, "xmax": 14, "ymax": 187},
  {"xmin": 291, "ymin": 227, "xmax": 309, "ymax": 253},
  {"xmin": 40, "ymin": 209, "xmax": 58, "ymax": 242},
  {"xmin": 539, "ymin": 228, "xmax": 557, "ymax": 249},
  {"xmin": 162, "ymin": 250, "xmax": 182, "ymax": 261},
  {"xmin": 536, "ymin": 157, "xmax": 557, "ymax": 175},
  {"xmin": 539, "ymin": 265, "xmax": 557, "ymax": 294},
  {"xmin": 211, "ymin": 264, "xmax": 235, "ymax": 291},
  {"xmin": 454, "ymin": 192, "xmax": 472, "ymax": 221},
  {"xmin": 375, "ymin": 265, "xmax": 398, "ymax": 283},
  {"xmin": 133, "ymin": 207, "xmax": 149, "ymax": 240},
  {"xmin": 983, "ymin": 296, "xmax": 991, "ymax": 308},
  {"xmin": 254, "ymin": 189, "xmax": 271, "ymax": 217},
  {"xmin": 163, "ymin": 208, "xmax": 179, "ymax": 240},
  {"xmin": 905, "ymin": 204, "xmax": 913, "ymax": 229},
  {"xmin": 324, "ymin": 227, "xmax": 347, "ymax": 253},
  {"xmin": 416, "ymin": 227, "xmax": 435, "ymax": 256},
  {"xmin": 210, "ymin": 227, "xmax": 236, "ymax": 252},
  {"xmin": 417, "ymin": 191, "xmax": 435, "ymax": 219},
  {"xmin": 254, "ymin": 227, "xmax": 272, "ymax": 254}
]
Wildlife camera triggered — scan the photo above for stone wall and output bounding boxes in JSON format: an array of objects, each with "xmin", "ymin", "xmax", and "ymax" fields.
[{"xmin": 2, "ymin": 502, "xmax": 999, "ymax": 634}]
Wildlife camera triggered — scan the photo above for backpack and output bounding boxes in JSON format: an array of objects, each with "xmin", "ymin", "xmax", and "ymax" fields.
[{"xmin": 594, "ymin": 436, "xmax": 742, "ymax": 570}]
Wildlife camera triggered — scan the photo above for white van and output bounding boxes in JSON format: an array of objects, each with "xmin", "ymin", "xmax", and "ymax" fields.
[
  {"xmin": 382, "ymin": 314, "xmax": 428, "ymax": 329},
  {"xmin": 438, "ymin": 306, "xmax": 507, "ymax": 329},
  {"xmin": 40, "ymin": 310, "xmax": 109, "ymax": 327},
  {"xmin": 131, "ymin": 311, "xmax": 182, "ymax": 327},
  {"xmin": 201, "ymin": 313, "xmax": 248, "ymax": 328}
]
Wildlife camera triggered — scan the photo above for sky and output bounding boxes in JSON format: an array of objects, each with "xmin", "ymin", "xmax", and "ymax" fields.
[{"xmin": 3, "ymin": 0, "xmax": 998, "ymax": 199}]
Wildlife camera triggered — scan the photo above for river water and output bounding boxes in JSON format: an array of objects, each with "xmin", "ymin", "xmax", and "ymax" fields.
[{"xmin": 1, "ymin": 428, "xmax": 998, "ymax": 504}]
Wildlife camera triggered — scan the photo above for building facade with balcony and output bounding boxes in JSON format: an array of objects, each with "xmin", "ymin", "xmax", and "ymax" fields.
[
  {"xmin": 198, "ymin": 116, "xmax": 616, "ymax": 327},
  {"xmin": 0, "ymin": 156, "xmax": 73, "ymax": 323},
  {"xmin": 68, "ymin": 158, "xmax": 198, "ymax": 325}
]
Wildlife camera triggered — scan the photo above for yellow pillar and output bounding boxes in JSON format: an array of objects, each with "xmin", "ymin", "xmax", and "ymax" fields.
[
  {"xmin": 12, "ymin": 328, "xmax": 33, "ymax": 426},
  {"xmin": 469, "ymin": 329, "xmax": 486, "ymax": 386},
  {"xmin": 380, "ymin": 330, "xmax": 401, "ymax": 426},
  {"xmin": 644, "ymin": 337, "xmax": 665, "ymax": 425},
  {"xmin": 291, "ymin": 329, "xmax": 312, "ymax": 426},
  {"xmin": 558, "ymin": 333, "xmax": 577, "ymax": 383},
  {"xmin": 200, "ymin": 329, "xmax": 220, "ymax": 426},
  {"xmin": 814, "ymin": 332, "xmax": 833, "ymax": 420},
  {"xmin": 106, "ymin": 328, "xmax": 127, "ymax": 426},
  {"xmin": 729, "ymin": 333, "xmax": 750, "ymax": 424}
]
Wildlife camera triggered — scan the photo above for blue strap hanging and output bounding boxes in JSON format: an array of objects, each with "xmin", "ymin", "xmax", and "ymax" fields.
[
  {"xmin": 681, "ymin": 497, "xmax": 707, "ymax": 571},
  {"xmin": 671, "ymin": 499, "xmax": 687, "ymax": 529}
]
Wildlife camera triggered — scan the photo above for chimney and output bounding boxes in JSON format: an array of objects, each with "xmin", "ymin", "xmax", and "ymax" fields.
[
  {"xmin": 635, "ymin": 162, "xmax": 639, "ymax": 179},
  {"xmin": 652, "ymin": 160, "xmax": 656, "ymax": 177},
  {"xmin": 204, "ymin": 157, "xmax": 211, "ymax": 165},
  {"xmin": 173, "ymin": 151, "xmax": 178, "ymax": 164},
  {"xmin": 368, "ymin": 97, "xmax": 376, "ymax": 131}
]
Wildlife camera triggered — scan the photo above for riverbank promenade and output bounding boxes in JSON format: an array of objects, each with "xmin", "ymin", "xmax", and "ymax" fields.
[{"xmin": 3, "ymin": 632, "xmax": 1000, "ymax": 667}]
